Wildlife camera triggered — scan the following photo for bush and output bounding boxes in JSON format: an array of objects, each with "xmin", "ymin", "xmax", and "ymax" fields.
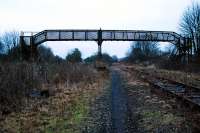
[
  {"xmin": 84, "ymin": 53, "xmax": 116, "ymax": 64},
  {"xmin": 66, "ymin": 48, "xmax": 82, "ymax": 63},
  {"xmin": 38, "ymin": 45, "xmax": 55, "ymax": 62},
  {"xmin": 0, "ymin": 63, "xmax": 40, "ymax": 114}
]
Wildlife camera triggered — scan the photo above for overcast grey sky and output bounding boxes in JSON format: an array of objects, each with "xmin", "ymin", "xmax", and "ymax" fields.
[{"xmin": 0, "ymin": 0, "xmax": 197, "ymax": 58}]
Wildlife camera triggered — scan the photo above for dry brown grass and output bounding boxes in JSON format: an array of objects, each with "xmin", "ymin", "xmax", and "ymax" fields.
[
  {"xmin": 117, "ymin": 63, "xmax": 200, "ymax": 88},
  {"xmin": 136, "ymin": 65, "xmax": 200, "ymax": 88},
  {"xmin": 0, "ymin": 61, "xmax": 109, "ymax": 133},
  {"xmin": 0, "ymin": 62, "xmax": 99, "ymax": 116}
]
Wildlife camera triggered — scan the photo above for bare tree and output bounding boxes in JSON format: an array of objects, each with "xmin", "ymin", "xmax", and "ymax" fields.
[
  {"xmin": 0, "ymin": 39, "xmax": 4, "ymax": 54},
  {"xmin": 1, "ymin": 31, "xmax": 19, "ymax": 53},
  {"xmin": 180, "ymin": 2, "xmax": 200, "ymax": 55},
  {"xmin": 127, "ymin": 41, "xmax": 160, "ymax": 62}
]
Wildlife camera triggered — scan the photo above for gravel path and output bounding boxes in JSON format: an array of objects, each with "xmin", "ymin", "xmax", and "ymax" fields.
[
  {"xmin": 111, "ymin": 70, "xmax": 129, "ymax": 133},
  {"xmin": 83, "ymin": 70, "xmax": 134, "ymax": 133}
]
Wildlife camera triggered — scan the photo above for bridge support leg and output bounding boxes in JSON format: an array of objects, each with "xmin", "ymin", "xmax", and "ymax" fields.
[
  {"xmin": 30, "ymin": 36, "xmax": 38, "ymax": 62},
  {"xmin": 98, "ymin": 41, "xmax": 102, "ymax": 58},
  {"xmin": 97, "ymin": 28, "xmax": 102, "ymax": 59},
  {"xmin": 31, "ymin": 45, "xmax": 38, "ymax": 61},
  {"xmin": 20, "ymin": 35, "xmax": 31, "ymax": 61},
  {"xmin": 19, "ymin": 35, "xmax": 24, "ymax": 61}
]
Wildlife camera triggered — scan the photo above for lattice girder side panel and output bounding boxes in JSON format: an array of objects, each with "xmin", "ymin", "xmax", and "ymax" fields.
[
  {"xmin": 34, "ymin": 31, "xmax": 46, "ymax": 44},
  {"xmin": 60, "ymin": 31, "xmax": 73, "ymax": 40},
  {"xmin": 34, "ymin": 30, "xmax": 99, "ymax": 42},
  {"xmin": 101, "ymin": 30, "xmax": 180, "ymax": 43},
  {"xmin": 86, "ymin": 31, "xmax": 98, "ymax": 40},
  {"xmin": 46, "ymin": 31, "xmax": 59, "ymax": 40},
  {"xmin": 73, "ymin": 31, "xmax": 86, "ymax": 40}
]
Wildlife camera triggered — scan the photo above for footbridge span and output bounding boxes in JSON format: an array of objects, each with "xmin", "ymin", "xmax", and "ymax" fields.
[{"xmin": 20, "ymin": 29, "xmax": 192, "ymax": 61}]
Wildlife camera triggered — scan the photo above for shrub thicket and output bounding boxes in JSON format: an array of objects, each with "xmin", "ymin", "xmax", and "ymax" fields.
[{"xmin": 0, "ymin": 62, "xmax": 97, "ymax": 115}]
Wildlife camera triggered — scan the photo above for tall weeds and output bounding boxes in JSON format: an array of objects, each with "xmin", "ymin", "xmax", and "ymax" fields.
[{"xmin": 0, "ymin": 62, "xmax": 97, "ymax": 115}]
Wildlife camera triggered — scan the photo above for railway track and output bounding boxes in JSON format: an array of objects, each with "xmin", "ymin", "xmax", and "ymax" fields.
[{"xmin": 135, "ymin": 70, "xmax": 200, "ymax": 111}]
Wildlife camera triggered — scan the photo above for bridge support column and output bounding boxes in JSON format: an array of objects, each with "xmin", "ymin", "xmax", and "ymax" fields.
[
  {"xmin": 20, "ymin": 32, "xmax": 31, "ymax": 61},
  {"xmin": 19, "ymin": 33, "xmax": 24, "ymax": 61},
  {"xmin": 98, "ymin": 41, "xmax": 102, "ymax": 58},
  {"xmin": 97, "ymin": 29, "xmax": 103, "ymax": 59},
  {"xmin": 30, "ymin": 36, "xmax": 38, "ymax": 62}
]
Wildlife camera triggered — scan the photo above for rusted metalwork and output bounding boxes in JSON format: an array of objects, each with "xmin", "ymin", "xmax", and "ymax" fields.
[{"xmin": 20, "ymin": 29, "xmax": 193, "ymax": 61}]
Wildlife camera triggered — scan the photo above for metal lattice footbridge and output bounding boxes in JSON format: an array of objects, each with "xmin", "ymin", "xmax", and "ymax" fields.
[{"xmin": 20, "ymin": 29, "xmax": 192, "ymax": 60}]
